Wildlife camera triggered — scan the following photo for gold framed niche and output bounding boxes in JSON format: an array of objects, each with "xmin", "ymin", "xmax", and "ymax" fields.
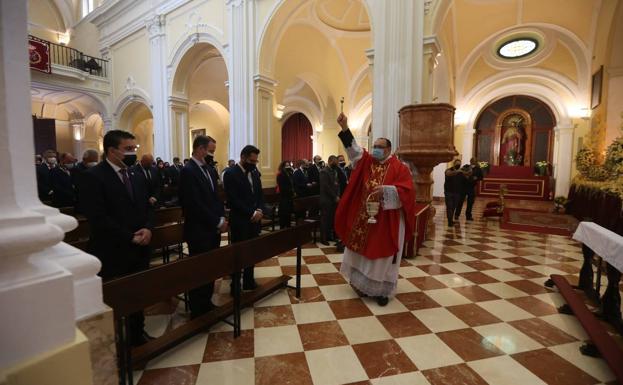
[{"xmin": 493, "ymin": 108, "xmax": 532, "ymax": 166}]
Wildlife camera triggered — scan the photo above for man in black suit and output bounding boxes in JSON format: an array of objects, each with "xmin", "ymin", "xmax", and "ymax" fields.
[
  {"xmin": 456, "ymin": 158, "xmax": 484, "ymax": 221},
  {"xmin": 50, "ymin": 152, "xmax": 77, "ymax": 207},
  {"xmin": 308, "ymin": 155, "xmax": 322, "ymax": 195},
  {"xmin": 336, "ymin": 154, "xmax": 349, "ymax": 196},
  {"xmin": 79, "ymin": 130, "xmax": 154, "ymax": 346},
  {"xmin": 224, "ymin": 145, "xmax": 266, "ymax": 290},
  {"xmin": 72, "ymin": 149, "xmax": 99, "ymax": 213},
  {"xmin": 178, "ymin": 135, "xmax": 228, "ymax": 318},
  {"xmin": 132, "ymin": 154, "xmax": 161, "ymax": 207},
  {"xmin": 167, "ymin": 157, "xmax": 183, "ymax": 187},
  {"xmin": 36, "ymin": 149, "xmax": 57, "ymax": 202},
  {"xmin": 319, "ymin": 155, "xmax": 340, "ymax": 245},
  {"xmin": 292, "ymin": 159, "xmax": 311, "ymax": 197}
]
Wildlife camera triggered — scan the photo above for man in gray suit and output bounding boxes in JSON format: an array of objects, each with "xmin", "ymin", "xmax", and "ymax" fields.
[{"xmin": 319, "ymin": 155, "xmax": 340, "ymax": 245}]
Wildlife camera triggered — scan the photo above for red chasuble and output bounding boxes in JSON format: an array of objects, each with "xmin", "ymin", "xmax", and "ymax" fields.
[{"xmin": 335, "ymin": 149, "xmax": 416, "ymax": 260}]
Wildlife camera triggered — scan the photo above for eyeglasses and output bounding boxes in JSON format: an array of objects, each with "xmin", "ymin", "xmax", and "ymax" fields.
[{"xmin": 372, "ymin": 145, "xmax": 387, "ymax": 149}]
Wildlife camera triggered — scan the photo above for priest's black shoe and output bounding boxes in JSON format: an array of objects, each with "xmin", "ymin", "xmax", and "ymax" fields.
[
  {"xmin": 243, "ymin": 280, "xmax": 258, "ymax": 291},
  {"xmin": 376, "ymin": 296, "xmax": 389, "ymax": 306}
]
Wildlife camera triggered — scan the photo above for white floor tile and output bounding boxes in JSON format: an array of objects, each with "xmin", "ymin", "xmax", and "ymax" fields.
[
  {"xmin": 412, "ymin": 307, "xmax": 469, "ymax": 332},
  {"xmin": 396, "ymin": 334, "xmax": 463, "ymax": 370},
  {"xmin": 305, "ymin": 346, "xmax": 368, "ymax": 385}
]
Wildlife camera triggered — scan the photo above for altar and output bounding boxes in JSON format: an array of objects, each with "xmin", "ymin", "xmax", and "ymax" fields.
[
  {"xmin": 473, "ymin": 95, "xmax": 556, "ymax": 201},
  {"xmin": 477, "ymin": 165, "xmax": 553, "ymax": 200}
]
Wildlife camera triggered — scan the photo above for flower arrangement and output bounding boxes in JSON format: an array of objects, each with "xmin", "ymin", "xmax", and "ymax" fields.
[
  {"xmin": 504, "ymin": 150, "xmax": 523, "ymax": 166},
  {"xmin": 478, "ymin": 161, "xmax": 490, "ymax": 174},
  {"xmin": 575, "ymin": 147, "xmax": 596, "ymax": 177},
  {"xmin": 534, "ymin": 161, "xmax": 550, "ymax": 176},
  {"xmin": 553, "ymin": 196, "xmax": 568, "ymax": 213},
  {"xmin": 571, "ymin": 137, "xmax": 623, "ymax": 203},
  {"xmin": 604, "ymin": 136, "xmax": 623, "ymax": 177}
]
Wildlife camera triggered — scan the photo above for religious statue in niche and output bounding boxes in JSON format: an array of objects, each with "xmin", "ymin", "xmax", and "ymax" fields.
[{"xmin": 500, "ymin": 114, "xmax": 526, "ymax": 166}]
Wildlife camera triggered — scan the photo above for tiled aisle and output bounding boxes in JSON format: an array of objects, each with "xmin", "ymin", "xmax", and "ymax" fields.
[{"xmin": 136, "ymin": 200, "xmax": 621, "ymax": 385}]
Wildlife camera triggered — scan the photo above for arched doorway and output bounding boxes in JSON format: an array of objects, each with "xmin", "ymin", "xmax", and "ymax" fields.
[
  {"xmin": 281, "ymin": 113, "xmax": 312, "ymax": 162},
  {"xmin": 118, "ymin": 101, "xmax": 153, "ymax": 158},
  {"xmin": 171, "ymin": 42, "xmax": 229, "ymax": 168},
  {"xmin": 475, "ymin": 95, "xmax": 555, "ymax": 168}
]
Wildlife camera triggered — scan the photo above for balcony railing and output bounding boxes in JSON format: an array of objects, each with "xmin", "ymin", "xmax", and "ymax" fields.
[{"xmin": 29, "ymin": 35, "xmax": 108, "ymax": 78}]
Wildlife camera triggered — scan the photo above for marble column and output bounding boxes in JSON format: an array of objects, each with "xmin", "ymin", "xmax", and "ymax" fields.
[
  {"xmin": 0, "ymin": 0, "xmax": 102, "ymax": 375},
  {"xmin": 227, "ymin": 0, "xmax": 257, "ymax": 156},
  {"xmin": 254, "ymin": 75, "xmax": 277, "ymax": 184},
  {"xmin": 366, "ymin": 0, "xmax": 425, "ymax": 147},
  {"xmin": 147, "ymin": 14, "xmax": 172, "ymax": 161},
  {"xmin": 554, "ymin": 121, "xmax": 574, "ymax": 197},
  {"xmin": 169, "ymin": 96, "xmax": 190, "ymax": 159}
]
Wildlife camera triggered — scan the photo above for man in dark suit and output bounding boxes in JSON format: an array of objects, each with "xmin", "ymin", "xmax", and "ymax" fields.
[
  {"xmin": 36, "ymin": 149, "xmax": 57, "ymax": 202},
  {"xmin": 308, "ymin": 155, "xmax": 322, "ymax": 195},
  {"xmin": 132, "ymin": 154, "xmax": 161, "ymax": 207},
  {"xmin": 79, "ymin": 130, "xmax": 154, "ymax": 346},
  {"xmin": 178, "ymin": 135, "xmax": 228, "ymax": 318},
  {"xmin": 224, "ymin": 145, "xmax": 266, "ymax": 290},
  {"xmin": 50, "ymin": 152, "xmax": 77, "ymax": 207},
  {"xmin": 292, "ymin": 159, "xmax": 311, "ymax": 197},
  {"xmin": 167, "ymin": 157, "xmax": 183, "ymax": 187},
  {"xmin": 72, "ymin": 149, "xmax": 99, "ymax": 213},
  {"xmin": 319, "ymin": 155, "xmax": 340, "ymax": 245},
  {"xmin": 456, "ymin": 158, "xmax": 484, "ymax": 221},
  {"xmin": 336, "ymin": 154, "xmax": 349, "ymax": 196}
]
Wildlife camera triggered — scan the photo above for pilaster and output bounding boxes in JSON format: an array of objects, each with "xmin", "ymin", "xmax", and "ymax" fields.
[
  {"xmin": 169, "ymin": 96, "xmax": 190, "ymax": 159},
  {"xmin": 554, "ymin": 122, "xmax": 575, "ymax": 197},
  {"xmin": 227, "ymin": 0, "xmax": 256, "ymax": 157},
  {"xmin": 254, "ymin": 75, "xmax": 277, "ymax": 184},
  {"xmin": 146, "ymin": 14, "xmax": 172, "ymax": 161},
  {"xmin": 461, "ymin": 126, "xmax": 476, "ymax": 164},
  {"xmin": 422, "ymin": 35, "xmax": 441, "ymax": 103}
]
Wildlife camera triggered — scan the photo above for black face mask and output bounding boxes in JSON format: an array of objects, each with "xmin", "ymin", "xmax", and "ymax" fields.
[
  {"xmin": 123, "ymin": 153, "xmax": 137, "ymax": 167},
  {"xmin": 243, "ymin": 162, "xmax": 256, "ymax": 172},
  {"xmin": 204, "ymin": 154, "xmax": 214, "ymax": 165},
  {"xmin": 339, "ymin": 162, "xmax": 346, "ymax": 168},
  {"xmin": 330, "ymin": 164, "xmax": 338, "ymax": 169}
]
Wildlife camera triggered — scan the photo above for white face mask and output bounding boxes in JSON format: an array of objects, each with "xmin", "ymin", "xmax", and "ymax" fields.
[
  {"xmin": 47, "ymin": 157, "xmax": 57, "ymax": 165},
  {"xmin": 86, "ymin": 161, "xmax": 98, "ymax": 168}
]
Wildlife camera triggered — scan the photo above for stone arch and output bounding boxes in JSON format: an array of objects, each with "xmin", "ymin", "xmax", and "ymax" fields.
[{"xmin": 168, "ymin": 33, "xmax": 230, "ymax": 96}]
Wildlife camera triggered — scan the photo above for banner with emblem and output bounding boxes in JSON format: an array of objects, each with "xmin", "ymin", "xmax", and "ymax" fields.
[{"xmin": 28, "ymin": 35, "xmax": 51, "ymax": 74}]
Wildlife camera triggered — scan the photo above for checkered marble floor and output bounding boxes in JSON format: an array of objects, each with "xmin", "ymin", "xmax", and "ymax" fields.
[{"xmin": 136, "ymin": 199, "xmax": 622, "ymax": 385}]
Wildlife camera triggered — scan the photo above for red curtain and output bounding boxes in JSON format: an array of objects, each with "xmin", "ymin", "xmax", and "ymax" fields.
[{"xmin": 281, "ymin": 113, "xmax": 312, "ymax": 162}]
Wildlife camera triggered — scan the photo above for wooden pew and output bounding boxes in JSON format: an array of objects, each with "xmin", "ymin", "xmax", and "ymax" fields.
[
  {"xmin": 154, "ymin": 206, "xmax": 183, "ymax": 226},
  {"xmin": 150, "ymin": 223, "xmax": 184, "ymax": 264},
  {"xmin": 550, "ymin": 274, "xmax": 623, "ymax": 383},
  {"xmin": 261, "ymin": 187, "xmax": 280, "ymax": 231},
  {"xmin": 103, "ymin": 221, "xmax": 315, "ymax": 385},
  {"xmin": 63, "ymin": 217, "xmax": 89, "ymax": 243}
]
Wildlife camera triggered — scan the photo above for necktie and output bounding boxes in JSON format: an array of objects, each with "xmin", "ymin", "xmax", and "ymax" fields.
[
  {"xmin": 201, "ymin": 165, "xmax": 214, "ymax": 191},
  {"xmin": 119, "ymin": 169, "xmax": 134, "ymax": 200},
  {"xmin": 145, "ymin": 168, "xmax": 151, "ymax": 182}
]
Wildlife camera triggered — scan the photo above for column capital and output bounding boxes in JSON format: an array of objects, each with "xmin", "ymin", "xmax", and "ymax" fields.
[
  {"xmin": 365, "ymin": 48, "xmax": 375, "ymax": 66},
  {"xmin": 146, "ymin": 14, "xmax": 166, "ymax": 39},
  {"xmin": 554, "ymin": 123, "xmax": 575, "ymax": 133},
  {"xmin": 423, "ymin": 35, "xmax": 441, "ymax": 56},
  {"xmin": 168, "ymin": 96, "xmax": 190, "ymax": 110},
  {"xmin": 254, "ymin": 74, "xmax": 277, "ymax": 93}
]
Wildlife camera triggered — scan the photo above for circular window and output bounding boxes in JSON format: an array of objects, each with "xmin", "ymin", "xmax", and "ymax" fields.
[{"xmin": 497, "ymin": 38, "xmax": 538, "ymax": 59}]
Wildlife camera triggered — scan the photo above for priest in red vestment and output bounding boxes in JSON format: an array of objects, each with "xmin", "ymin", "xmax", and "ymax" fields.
[{"xmin": 335, "ymin": 113, "xmax": 416, "ymax": 306}]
